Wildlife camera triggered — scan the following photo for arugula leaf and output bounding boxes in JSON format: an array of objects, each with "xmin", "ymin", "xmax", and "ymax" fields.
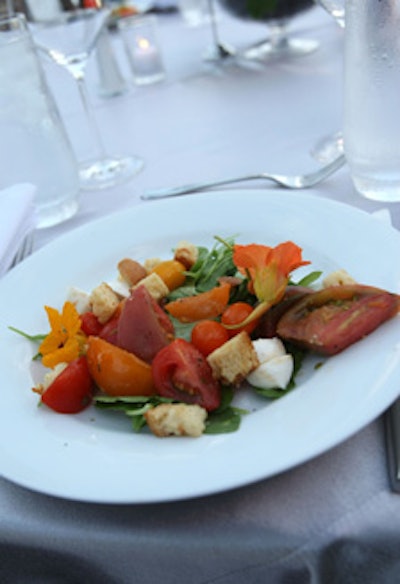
[
  {"xmin": 94, "ymin": 387, "xmax": 248, "ymax": 436},
  {"xmin": 291, "ymin": 270, "xmax": 322, "ymax": 288},
  {"xmin": 185, "ymin": 236, "xmax": 237, "ymax": 293},
  {"xmin": 204, "ymin": 408, "xmax": 242, "ymax": 434}
]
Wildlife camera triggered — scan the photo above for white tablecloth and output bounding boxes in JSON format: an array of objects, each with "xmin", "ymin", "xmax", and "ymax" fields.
[{"xmin": 1, "ymin": 5, "xmax": 400, "ymax": 583}]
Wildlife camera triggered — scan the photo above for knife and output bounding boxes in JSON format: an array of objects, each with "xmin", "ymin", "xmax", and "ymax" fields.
[{"xmin": 385, "ymin": 398, "xmax": 400, "ymax": 492}]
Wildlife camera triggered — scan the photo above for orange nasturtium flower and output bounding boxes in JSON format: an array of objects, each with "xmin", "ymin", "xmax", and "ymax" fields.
[
  {"xmin": 230, "ymin": 241, "xmax": 310, "ymax": 327},
  {"xmin": 39, "ymin": 301, "xmax": 85, "ymax": 368}
]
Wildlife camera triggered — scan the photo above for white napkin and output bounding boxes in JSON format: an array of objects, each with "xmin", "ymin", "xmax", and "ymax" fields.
[{"xmin": 0, "ymin": 183, "xmax": 37, "ymax": 277}]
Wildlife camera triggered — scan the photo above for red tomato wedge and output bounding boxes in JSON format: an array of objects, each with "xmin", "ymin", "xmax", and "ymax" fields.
[
  {"xmin": 164, "ymin": 283, "xmax": 231, "ymax": 323},
  {"xmin": 152, "ymin": 338, "xmax": 221, "ymax": 411},
  {"xmin": 277, "ymin": 284, "xmax": 400, "ymax": 355},
  {"xmin": 39, "ymin": 356, "xmax": 93, "ymax": 414}
]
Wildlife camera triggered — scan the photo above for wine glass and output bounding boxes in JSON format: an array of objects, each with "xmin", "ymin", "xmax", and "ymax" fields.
[
  {"xmin": 311, "ymin": 0, "xmax": 345, "ymax": 163},
  {"xmin": 317, "ymin": 0, "xmax": 345, "ymax": 28},
  {"xmin": 204, "ymin": 0, "xmax": 236, "ymax": 63},
  {"xmin": 30, "ymin": 4, "xmax": 144, "ymax": 190},
  {"xmin": 217, "ymin": 0, "xmax": 318, "ymax": 61}
]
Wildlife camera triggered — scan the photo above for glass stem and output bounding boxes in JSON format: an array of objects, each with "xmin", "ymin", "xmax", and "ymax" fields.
[
  {"xmin": 268, "ymin": 21, "xmax": 289, "ymax": 50},
  {"xmin": 75, "ymin": 74, "xmax": 108, "ymax": 160}
]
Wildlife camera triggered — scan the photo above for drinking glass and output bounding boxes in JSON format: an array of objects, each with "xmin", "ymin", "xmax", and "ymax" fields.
[
  {"xmin": 0, "ymin": 13, "xmax": 80, "ymax": 228},
  {"xmin": 217, "ymin": 0, "xmax": 318, "ymax": 60},
  {"xmin": 30, "ymin": 4, "xmax": 144, "ymax": 190}
]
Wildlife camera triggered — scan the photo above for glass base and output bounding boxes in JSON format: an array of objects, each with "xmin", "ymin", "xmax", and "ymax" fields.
[
  {"xmin": 244, "ymin": 36, "xmax": 318, "ymax": 60},
  {"xmin": 79, "ymin": 155, "xmax": 144, "ymax": 191},
  {"xmin": 37, "ymin": 198, "xmax": 79, "ymax": 229},
  {"xmin": 351, "ymin": 174, "xmax": 400, "ymax": 203}
]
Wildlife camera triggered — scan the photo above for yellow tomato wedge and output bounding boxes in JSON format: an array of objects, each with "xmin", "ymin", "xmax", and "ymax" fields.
[
  {"xmin": 86, "ymin": 336, "xmax": 155, "ymax": 396},
  {"xmin": 164, "ymin": 283, "xmax": 231, "ymax": 322}
]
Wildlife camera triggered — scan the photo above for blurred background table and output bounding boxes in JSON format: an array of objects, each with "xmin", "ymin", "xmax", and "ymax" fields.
[{"xmin": 2, "ymin": 4, "xmax": 400, "ymax": 583}]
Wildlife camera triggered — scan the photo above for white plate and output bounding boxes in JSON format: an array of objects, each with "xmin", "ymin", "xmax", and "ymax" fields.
[{"xmin": 1, "ymin": 191, "xmax": 400, "ymax": 504}]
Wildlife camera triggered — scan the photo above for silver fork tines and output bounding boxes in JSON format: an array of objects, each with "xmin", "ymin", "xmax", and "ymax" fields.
[{"xmin": 9, "ymin": 231, "xmax": 34, "ymax": 270}]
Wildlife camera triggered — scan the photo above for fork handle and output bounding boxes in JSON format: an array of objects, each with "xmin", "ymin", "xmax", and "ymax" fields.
[{"xmin": 141, "ymin": 174, "xmax": 264, "ymax": 200}]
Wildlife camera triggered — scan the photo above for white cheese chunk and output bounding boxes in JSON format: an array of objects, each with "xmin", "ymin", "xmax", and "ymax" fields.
[
  {"xmin": 66, "ymin": 286, "xmax": 91, "ymax": 314},
  {"xmin": 247, "ymin": 354, "xmax": 294, "ymax": 390},
  {"xmin": 251, "ymin": 338, "xmax": 287, "ymax": 363}
]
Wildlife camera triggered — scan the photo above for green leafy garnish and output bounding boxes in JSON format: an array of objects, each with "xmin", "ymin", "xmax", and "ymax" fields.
[
  {"xmin": 185, "ymin": 236, "xmax": 237, "ymax": 293},
  {"xmin": 94, "ymin": 387, "xmax": 249, "ymax": 436},
  {"xmin": 8, "ymin": 325, "xmax": 46, "ymax": 343}
]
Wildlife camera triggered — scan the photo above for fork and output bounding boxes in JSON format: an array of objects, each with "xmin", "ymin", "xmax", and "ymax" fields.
[
  {"xmin": 141, "ymin": 154, "xmax": 346, "ymax": 200},
  {"xmin": 9, "ymin": 231, "xmax": 35, "ymax": 270}
]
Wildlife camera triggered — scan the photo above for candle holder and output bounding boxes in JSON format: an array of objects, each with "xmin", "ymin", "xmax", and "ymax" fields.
[{"xmin": 118, "ymin": 14, "xmax": 166, "ymax": 86}]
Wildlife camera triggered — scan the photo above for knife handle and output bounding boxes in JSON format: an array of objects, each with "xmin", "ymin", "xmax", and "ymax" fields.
[{"xmin": 385, "ymin": 399, "xmax": 400, "ymax": 493}]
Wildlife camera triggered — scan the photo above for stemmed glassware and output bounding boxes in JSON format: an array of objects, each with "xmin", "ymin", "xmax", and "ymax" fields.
[
  {"xmin": 204, "ymin": 0, "xmax": 236, "ymax": 63},
  {"xmin": 30, "ymin": 4, "xmax": 144, "ymax": 190},
  {"xmin": 311, "ymin": 0, "xmax": 345, "ymax": 163},
  {"xmin": 217, "ymin": 0, "xmax": 318, "ymax": 61}
]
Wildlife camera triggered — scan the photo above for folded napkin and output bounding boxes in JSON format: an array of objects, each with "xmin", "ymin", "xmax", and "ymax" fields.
[{"xmin": 0, "ymin": 183, "xmax": 37, "ymax": 277}]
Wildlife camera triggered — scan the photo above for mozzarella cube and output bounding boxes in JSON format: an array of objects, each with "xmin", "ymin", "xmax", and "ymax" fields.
[
  {"xmin": 66, "ymin": 286, "xmax": 91, "ymax": 314},
  {"xmin": 247, "ymin": 354, "xmax": 294, "ymax": 390},
  {"xmin": 252, "ymin": 338, "xmax": 286, "ymax": 364}
]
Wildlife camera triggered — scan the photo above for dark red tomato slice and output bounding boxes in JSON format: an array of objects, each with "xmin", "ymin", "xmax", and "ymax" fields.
[
  {"xmin": 152, "ymin": 338, "xmax": 221, "ymax": 411},
  {"xmin": 40, "ymin": 356, "xmax": 94, "ymax": 414},
  {"xmin": 117, "ymin": 285, "xmax": 174, "ymax": 363},
  {"xmin": 99, "ymin": 313, "xmax": 120, "ymax": 345},
  {"xmin": 277, "ymin": 284, "xmax": 400, "ymax": 355},
  {"xmin": 191, "ymin": 320, "xmax": 229, "ymax": 356},
  {"xmin": 80, "ymin": 311, "xmax": 103, "ymax": 336},
  {"xmin": 254, "ymin": 286, "xmax": 313, "ymax": 339}
]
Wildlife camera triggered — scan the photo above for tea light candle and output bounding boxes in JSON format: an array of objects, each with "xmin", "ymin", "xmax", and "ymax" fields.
[
  {"xmin": 131, "ymin": 36, "xmax": 162, "ymax": 76},
  {"xmin": 119, "ymin": 14, "xmax": 166, "ymax": 85}
]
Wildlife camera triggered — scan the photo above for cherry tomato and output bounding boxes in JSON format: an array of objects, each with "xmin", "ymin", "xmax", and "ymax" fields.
[
  {"xmin": 40, "ymin": 356, "xmax": 93, "ymax": 414},
  {"xmin": 152, "ymin": 338, "xmax": 221, "ymax": 411},
  {"xmin": 191, "ymin": 320, "xmax": 229, "ymax": 356},
  {"xmin": 221, "ymin": 302, "xmax": 258, "ymax": 338},
  {"xmin": 86, "ymin": 336, "xmax": 155, "ymax": 397},
  {"xmin": 80, "ymin": 311, "xmax": 103, "ymax": 336}
]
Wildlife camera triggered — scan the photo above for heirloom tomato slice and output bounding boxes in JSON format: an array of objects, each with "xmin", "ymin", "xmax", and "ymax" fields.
[
  {"xmin": 117, "ymin": 285, "xmax": 173, "ymax": 363},
  {"xmin": 86, "ymin": 336, "xmax": 155, "ymax": 396},
  {"xmin": 164, "ymin": 283, "xmax": 231, "ymax": 323},
  {"xmin": 277, "ymin": 284, "xmax": 400, "ymax": 355},
  {"xmin": 152, "ymin": 338, "xmax": 221, "ymax": 411}
]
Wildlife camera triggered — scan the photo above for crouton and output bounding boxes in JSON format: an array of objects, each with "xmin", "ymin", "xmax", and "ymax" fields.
[
  {"xmin": 207, "ymin": 331, "xmax": 259, "ymax": 386},
  {"xmin": 323, "ymin": 269, "xmax": 357, "ymax": 288},
  {"xmin": 117, "ymin": 258, "xmax": 147, "ymax": 287},
  {"xmin": 90, "ymin": 282, "xmax": 120, "ymax": 324},
  {"xmin": 133, "ymin": 272, "xmax": 169, "ymax": 302},
  {"xmin": 145, "ymin": 403, "xmax": 207, "ymax": 437},
  {"xmin": 144, "ymin": 257, "xmax": 163, "ymax": 273},
  {"xmin": 174, "ymin": 240, "xmax": 198, "ymax": 269}
]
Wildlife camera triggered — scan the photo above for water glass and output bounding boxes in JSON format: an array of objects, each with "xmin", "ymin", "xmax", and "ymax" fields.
[
  {"xmin": 344, "ymin": 0, "xmax": 400, "ymax": 202},
  {"xmin": 0, "ymin": 14, "xmax": 80, "ymax": 228}
]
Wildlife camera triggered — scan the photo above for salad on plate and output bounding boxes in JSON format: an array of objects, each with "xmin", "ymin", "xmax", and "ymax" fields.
[{"xmin": 12, "ymin": 236, "xmax": 400, "ymax": 439}]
